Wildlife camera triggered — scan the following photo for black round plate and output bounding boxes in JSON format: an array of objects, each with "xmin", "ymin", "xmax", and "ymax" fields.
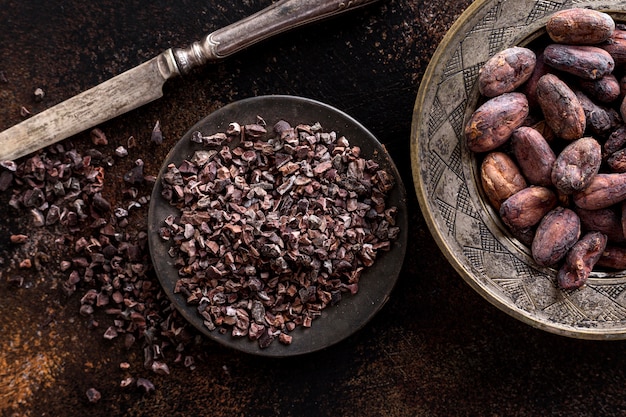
[{"xmin": 148, "ymin": 95, "xmax": 408, "ymax": 356}]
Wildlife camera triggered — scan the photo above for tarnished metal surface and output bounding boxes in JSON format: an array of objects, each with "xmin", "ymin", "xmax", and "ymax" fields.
[{"xmin": 412, "ymin": 0, "xmax": 626, "ymax": 339}]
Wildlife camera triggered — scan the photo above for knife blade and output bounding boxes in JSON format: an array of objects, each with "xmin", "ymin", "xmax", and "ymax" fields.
[{"xmin": 0, "ymin": 0, "xmax": 379, "ymax": 161}]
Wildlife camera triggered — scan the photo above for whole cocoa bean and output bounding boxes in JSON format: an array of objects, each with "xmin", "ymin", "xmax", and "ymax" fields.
[
  {"xmin": 607, "ymin": 148, "xmax": 626, "ymax": 172},
  {"xmin": 465, "ymin": 92, "xmax": 529, "ymax": 152},
  {"xmin": 603, "ymin": 125, "xmax": 626, "ymax": 157},
  {"xmin": 543, "ymin": 44, "xmax": 614, "ymax": 80},
  {"xmin": 531, "ymin": 207, "xmax": 581, "ymax": 267},
  {"xmin": 573, "ymin": 173, "xmax": 626, "ymax": 210},
  {"xmin": 510, "ymin": 126, "xmax": 556, "ymax": 186},
  {"xmin": 536, "ymin": 74, "xmax": 586, "ymax": 140},
  {"xmin": 557, "ymin": 231, "xmax": 607, "ymax": 289},
  {"xmin": 499, "ymin": 186, "xmax": 558, "ymax": 230},
  {"xmin": 480, "ymin": 152, "xmax": 527, "ymax": 210},
  {"xmin": 478, "ymin": 47, "xmax": 536, "ymax": 97},
  {"xmin": 547, "ymin": 8, "xmax": 615, "ymax": 45},
  {"xmin": 521, "ymin": 51, "xmax": 551, "ymax": 109},
  {"xmin": 578, "ymin": 74, "xmax": 621, "ymax": 103},
  {"xmin": 551, "ymin": 137, "xmax": 601, "ymax": 194},
  {"xmin": 574, "ymin": 91, "xmax": 614, "ymax": 136},
  {"xmin": 600, "ymin": 29, "xmax": 626, "ymax": 65},
  {"xmin": 574, "ymin": 206, "xmax": 625, "ymax": 243},
  {"xmin": 596, "ymin": 245, "xmax": 626, "ymax": 269}
]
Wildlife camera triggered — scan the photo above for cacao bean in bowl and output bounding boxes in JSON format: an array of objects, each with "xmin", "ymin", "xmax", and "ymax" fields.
[
  {"xmin": 411, "ymin": 1, "xmax": 626, "ymax": 340},
  {"xmin": 148, "ymin": 95, "xmax": 407, "ymax": 356}
]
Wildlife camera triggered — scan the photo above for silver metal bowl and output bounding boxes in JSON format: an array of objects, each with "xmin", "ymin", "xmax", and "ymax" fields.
[{"xmin": 411, "ymin": 0, "xmax": 626, "ymax": 340}]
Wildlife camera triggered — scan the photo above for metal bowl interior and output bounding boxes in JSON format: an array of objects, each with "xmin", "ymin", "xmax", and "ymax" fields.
[
  {"xmin": 148, "ymin": 95, "xmax": 408, "ymax": 356},
  {"xmin": 411, "ymin": 0, "xmax": 626, "ymax": 340}
]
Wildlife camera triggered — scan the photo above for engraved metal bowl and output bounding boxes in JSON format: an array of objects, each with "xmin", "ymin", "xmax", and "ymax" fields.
[
  {"xmin": 149, "ymin": 95, "xmax": 407, "ymax": 356},
  {"xmin": 411, "ymin": 0, "xmax": 626, "ymax": 339}
]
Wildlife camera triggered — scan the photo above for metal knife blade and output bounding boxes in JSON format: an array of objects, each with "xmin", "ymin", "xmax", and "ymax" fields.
[{"xmin": 0, "ymin": 0, "xmax": 379, "ymax": 161}]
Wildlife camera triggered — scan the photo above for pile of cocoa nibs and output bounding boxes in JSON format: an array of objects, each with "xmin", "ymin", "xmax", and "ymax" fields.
[
  {"xmin": 159, "ymin": 118, "xmax": 399, "ymax": 348},
  {"xmin": 1, "ymin": 133, "xmax": 199, "ymax": 393},
  {"xmin": 466, "ymin": 8, "xmax": 626, "ymax": 289}
]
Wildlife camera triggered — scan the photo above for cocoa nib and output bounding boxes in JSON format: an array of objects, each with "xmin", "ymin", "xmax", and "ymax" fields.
[{"xmin": 160, "ymin": 119, "xmax": 400, "ymax": 348}]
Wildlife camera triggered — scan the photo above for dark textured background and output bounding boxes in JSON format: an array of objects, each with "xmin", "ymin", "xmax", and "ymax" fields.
[{"xmin": 2, "ymin": 1, "xmax": 626, "ymax": 416}]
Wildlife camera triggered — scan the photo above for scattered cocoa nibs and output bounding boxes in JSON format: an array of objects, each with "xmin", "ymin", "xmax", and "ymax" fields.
[
  {"xmin": 33, "ymin": 87, "xmax": 45, "ymax": 102},
  {"xmin": 115, "ymin": 146, "xmax": 128, "ymax": 157},
  {"xmin": 0, "ymin": 70, "xmax": 7, "ymax": 83},
  {"xmin": 160, "ymin": 118, "xmax": 400, "ymax": 348},
  {"xmin": 151, "ymin": 120, "xmax": 163, "ymax": 144},
  {"xmin": 136, "ymin": 377, "xmax": 155, "ymax": 394},
  {"xmin": 90, "ymin": 128, "xmax": 108, "ymax": 146},
  {"xmin": 123, "ymin": 159, "xmax": 145, "ymax": 185},
  {"xmin": 85, "ymin": 387, "xmax": 101, "ymax": 404},
  {"xmin": 20, "ymin": 106, "xmax": 31, "ymax": 117},
  {"xmin": 10, "ymin": 234, "xmax": 29, "ymax": 244}
]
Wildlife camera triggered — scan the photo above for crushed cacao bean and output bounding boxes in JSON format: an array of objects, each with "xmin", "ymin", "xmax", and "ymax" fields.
[{"xmin": 159, "ymin": 119, "xmax": 399, "ymax": 348}]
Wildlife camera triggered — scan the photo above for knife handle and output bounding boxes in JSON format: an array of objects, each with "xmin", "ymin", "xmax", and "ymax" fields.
[{"xmin": 172, "ymin": 0, "xmax": 380, "ymax": 74}]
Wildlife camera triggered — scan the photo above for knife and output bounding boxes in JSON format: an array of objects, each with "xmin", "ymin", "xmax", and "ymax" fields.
[{"xmin": 0, "ymin": 0, "xmax": 379, "ymax": 161}]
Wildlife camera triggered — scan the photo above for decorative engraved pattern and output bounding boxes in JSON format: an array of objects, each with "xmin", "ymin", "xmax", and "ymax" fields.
[{"xmin": 413, "ymin": 0, "xmax": 626, "ymax": 339}]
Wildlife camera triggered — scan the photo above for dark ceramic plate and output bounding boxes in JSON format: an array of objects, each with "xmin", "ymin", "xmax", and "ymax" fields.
[{"xmin": 148, "ymin": 95, "xmax": 407, "ymax": 356}]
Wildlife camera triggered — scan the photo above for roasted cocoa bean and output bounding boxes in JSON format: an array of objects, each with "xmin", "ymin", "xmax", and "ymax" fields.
[
  {"xmin": 600, "ymin": 29, "xmax": 626, "ymax": 65},
  {"xmin": 521, "ymin": 51, "xmax": 551, "ymax": 109},
  {"xmin": 551, "ymin": 137, "xmax": 601, "ymax": 194},
  {"xmin": 531, "ymin": 207, "xmax": 581, "ymax": 267},
  {"xmin": 557, "ymin": 231, "xmax": 607, "ymax": 289},
  {"xmin": 480, "ymin": 152, "xmax": 527, "ymax": 210},
  {"xmin": 543, "ymin": 44, "xmax": 614, "ymax": 80},
  {"xmin": 478, "ymin": 46, "xmax": 536, "ymax": 97},
  {"xmin": 604, "ymin": 125, "xmax": 626, "ymax": 158},
  {"xmin": 499, "ymin": 186, "xmax": 558, "ymax": 230},
  {"xmin": 574, "ymin": 91, "xmax": 614, "ymax": 136},
  {"xmin": 547, "ymin": 8, "xmax": 615, "ymax": 45},
  {"xmin": 575, "ymin": 206, "xmax": 626, "ymax": 243},
  {"xmin": 578, "ymin": 74, "xmax": 621, "ymax": 104},
  {"xmin": 510, "ymin": 126, "xmax": 556, "ymax": 186},
  {"xmin": 465, "ymin": 92, "xmax": 529, "ymax": 153},
  {"xmin": 596, "ymin": 245, "xmax": 626, "ymax": 269},
  {"xmin": 573, "ymin": 173, "xmax": 626, "ymax": 210},
  {"xmin": 607, "ymin": 148, "xmax": 626, "ymax": 172},
  {"xmin": 536, "ymin": 74, "xmax": 586, "ymax": 140}
]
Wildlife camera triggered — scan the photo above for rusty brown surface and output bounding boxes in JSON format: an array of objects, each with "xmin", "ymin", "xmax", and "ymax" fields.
[{"xmin": 3, "ymin": 1, "xmax": 626, "ymax": 416}]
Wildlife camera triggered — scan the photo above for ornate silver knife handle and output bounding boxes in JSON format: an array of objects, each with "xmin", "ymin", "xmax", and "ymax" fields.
[{"xmin": 172, "ymin": 0, "xmax": 380, "ymax": 74}]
